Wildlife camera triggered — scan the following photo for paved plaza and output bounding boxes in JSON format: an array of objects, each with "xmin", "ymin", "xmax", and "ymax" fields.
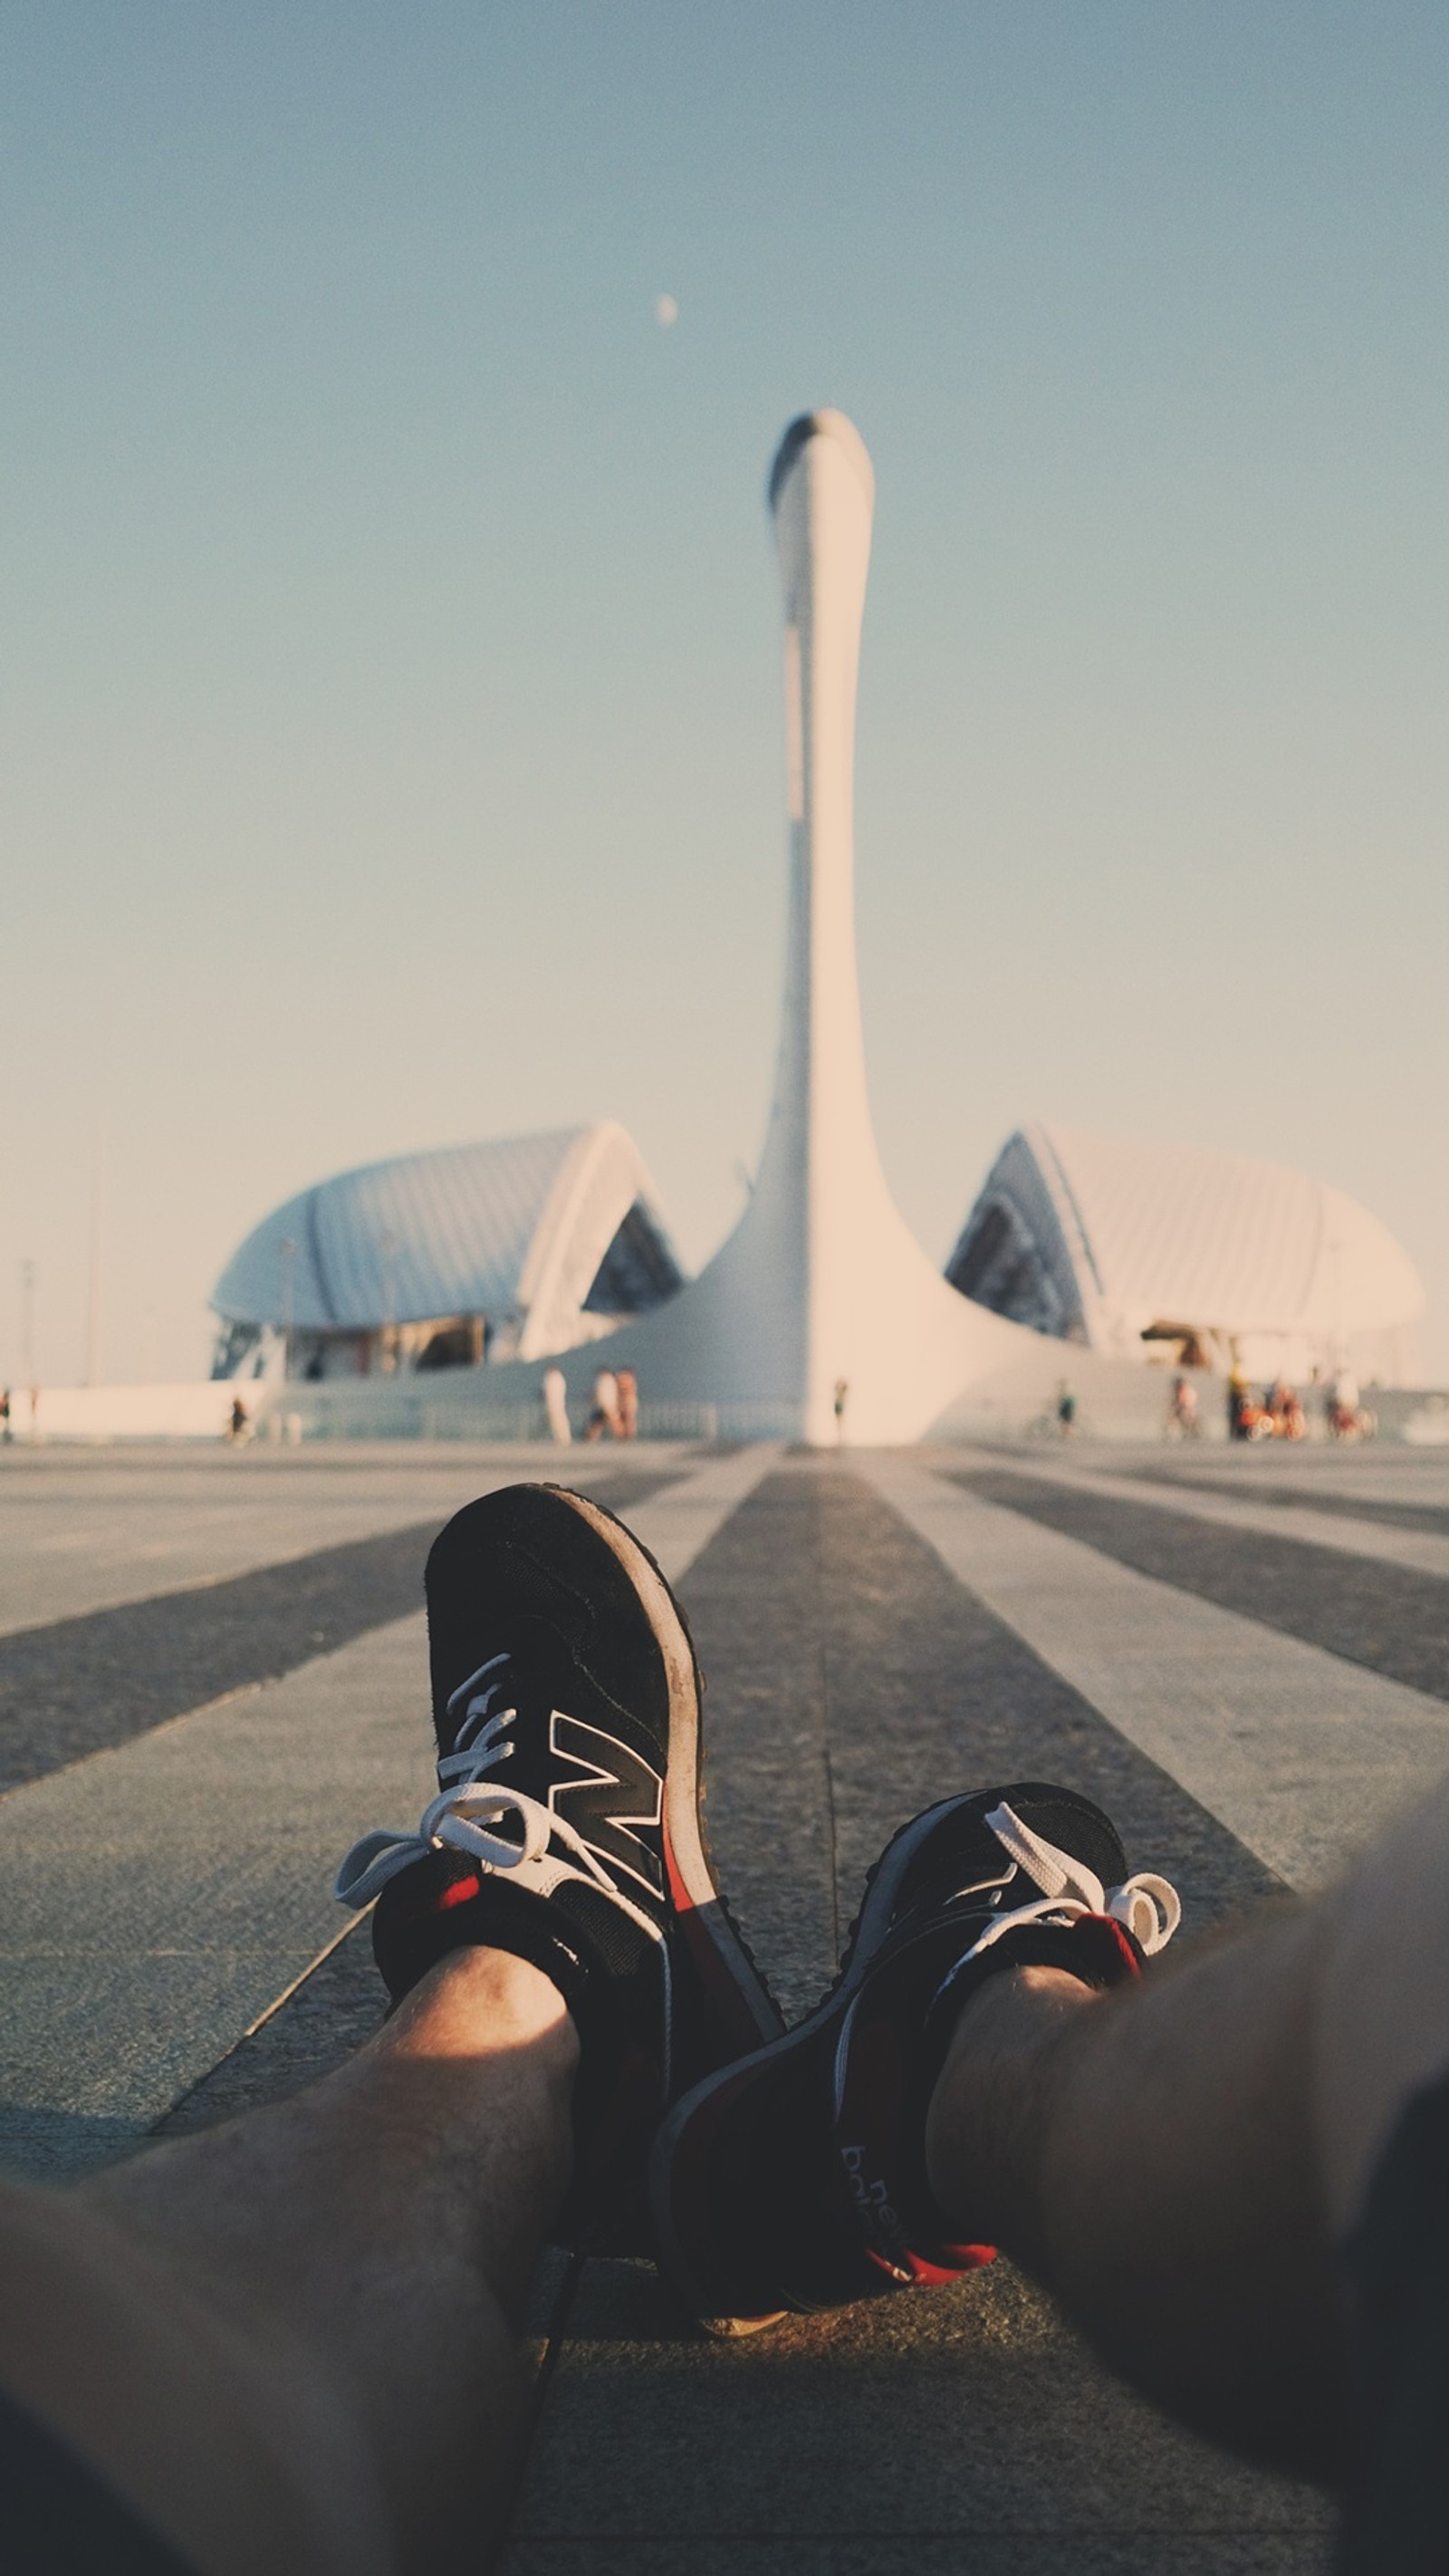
[{"xmin": 5, "ymin": 1435, "xmax": 1449, "ymax": 2568}]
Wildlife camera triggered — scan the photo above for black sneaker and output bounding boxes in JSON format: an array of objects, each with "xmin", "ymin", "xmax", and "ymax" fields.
[
  {"xmin": 334, "ymin": 1483, "xmax": 782, "ymax": 2254},
  {"xmin": 650, "ymin": 1783, "xmax": 1180, "ymax": 2330}
]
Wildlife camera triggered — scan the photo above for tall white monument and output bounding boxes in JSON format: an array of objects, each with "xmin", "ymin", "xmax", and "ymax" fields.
[{"xmin": 556, "ymin": 409, "xmax": 1033, "ymax": 1442}]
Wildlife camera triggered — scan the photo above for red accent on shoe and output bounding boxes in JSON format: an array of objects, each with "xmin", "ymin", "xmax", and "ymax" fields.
[
  {"xmin": 862, "ymin": 2243, "xmax": 997, "ymax": 2287},
  {"xmin": 664, "ymin": 1812, "xmax": 770, "ymax": 2060},
  {"xmin": 435, "ymin": 1871, "xmax": 483, "ymax": 1913},
  {"xmin": 1094, "ymin": 1915, "xmax": 1143, "ymax": 1979},
  {"xmin": 663, "ymin": 1813, "xmax": 694, "ymax": 1914}
]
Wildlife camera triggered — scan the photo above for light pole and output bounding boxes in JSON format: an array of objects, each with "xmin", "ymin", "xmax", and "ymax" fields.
[
  {"xmin": 86, "ymin": 1120, "xmax": 106, "ymax": 1387},
  {"xmin": 20, "ymin": 1259, "xmax": 36, "ymax": 1440},
  {"xmin": 20, "ymin": 1259, "xmax": 34, "ymax": 1388},
  {"xmin": 379, "ymin": 1229, "xmax": 398, "ymax": 1375},
  {"xmin": 278, "ymin": 1238, "xmax": 297, "ymax": 1379}
]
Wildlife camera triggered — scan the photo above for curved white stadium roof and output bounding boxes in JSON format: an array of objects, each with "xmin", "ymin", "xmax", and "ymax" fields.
[
  {"xmin": 945, "ymin": 1123, "xmax": 1423, "ymax": 1361},
  {"xmin": 213, "ymin": 1122, "xmax": 685, "ymax": 1360}
]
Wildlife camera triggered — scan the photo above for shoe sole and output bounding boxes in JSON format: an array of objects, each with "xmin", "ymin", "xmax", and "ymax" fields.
[
  {"xmin": 547, "ymin": 1486, "xmax": 784, "ymax": 2068},
  {"xmin": 649, "ymin": 1793, "xmax": 995, "ymax": 2333}
]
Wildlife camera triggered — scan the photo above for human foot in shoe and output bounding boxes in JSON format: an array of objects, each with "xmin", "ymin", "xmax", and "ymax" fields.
[
  {"xmin": 335, "ymin": 1483, "xmax": 781, "ymax": 2254},
  {"xmin": 651, "ymin": 1783, "xmax": 1180, "ymax": 2329}
]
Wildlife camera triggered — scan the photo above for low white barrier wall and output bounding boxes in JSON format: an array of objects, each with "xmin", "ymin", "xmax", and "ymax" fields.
[
  {"xmin": 10, "ymin": 1375, "xmax": 1444, "ymax": 1447},
  {"xmin": 5, "ymin": 1383, "xmax": 241, "ymax": 1442}
]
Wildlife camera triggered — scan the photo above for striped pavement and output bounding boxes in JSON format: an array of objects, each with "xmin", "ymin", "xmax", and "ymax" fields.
[
  {"xmin": 8, "ymin": 1434, "xmax": 1449, "ymax": 2569},
  {"xmin": 952, "ymin": 1455, "xmax": 1449, "ymax": 1705},
  {"xmin": 866, "ymin": 1452, "xmax": 1449, "ymax": 1892},
  {"xmin": 997, "ymin": 1447, "xmax": 1449, "ymax": 1581}
]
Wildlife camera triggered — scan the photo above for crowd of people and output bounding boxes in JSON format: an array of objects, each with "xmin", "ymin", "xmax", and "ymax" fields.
[
  {"xmin": 1220, "ymin": 1364, "xmax": 1375, "ymax": 1444},
  {"xmin": 1164, "ymin": 1364, "xmax": 1377, "ymax": 1444}
]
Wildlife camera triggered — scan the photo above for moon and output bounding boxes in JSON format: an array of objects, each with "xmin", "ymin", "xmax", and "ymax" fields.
[{"xmin": 655, "ymin": 293, "xmax": 679, "ymax": 328}]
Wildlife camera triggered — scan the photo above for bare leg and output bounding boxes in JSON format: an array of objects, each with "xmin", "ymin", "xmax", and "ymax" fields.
[
  {"xmin": 0, "ymin": 1946, "xmax": 576, "ymax": 2576},
  {"xmin": 926, "ymin": 1772, "xmax": 1449, "ymax": 2483},
  {"xmin": 926, "ymin": 1914, "xmax": 1342, "ymax": 2475}
]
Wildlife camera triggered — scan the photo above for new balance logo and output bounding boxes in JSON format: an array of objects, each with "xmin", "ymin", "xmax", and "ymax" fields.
[
  {"xmin": 548, "ymin": 1712, "xmax": 665, "ymax": 1899},
  {"xmin": 840, "ymin": 2142, "xmax": 912, "ymax": 2277}
]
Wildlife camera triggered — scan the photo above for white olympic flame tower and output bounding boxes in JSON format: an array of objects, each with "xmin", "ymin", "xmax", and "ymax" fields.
[{"xmin": 566, "ymin": 408, "xmax": 1027, "ymax": 1442}]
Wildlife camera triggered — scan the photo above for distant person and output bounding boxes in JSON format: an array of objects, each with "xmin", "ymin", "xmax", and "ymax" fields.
[
  {"xmin": 227, "ymin": 1395, "xmax": 248, "ymax": 1443},
  {"xmin": 1329, "ymin": 1367, "xmax": 1365, "ymax": 1441},
  {"xmin": 1168, "ymin": 1375, "xmax": 1199, "ymax": 1439},
  {"xmin": 833, "ymin": 1378, "xmax": 849, "ymax": 1439},
  {"xmin": 585, "ymin": 1367, "xmax": 621, "ymax": 1442},
  {"xmin": 0, "ymin": 1388, "xmax": 9, "ymax": 1444},
  {"xmin": 1056, "ymin": 1380, "xmax": 1076, "ymax": 1438},
  {"xmin": 303, "ymin": 1352, "xmax": 324, "ymax": 1383},
  {"xmin": 615, "ymin": 1366, "xmax": 638, "ymax": 1440},
  {"xmin": 1272, "ymin": 1379, "xmax": 1306, "ymax": 1441},
  {"xmin": 480, "ymin": 1318, "xmax": 494, "ymax": 1366},
  {"xmin": 542, "ymin": 1364, "xmax": 571, "ymax": 1447},
  {"xmin": 1228, "ymin": 1363, "xmax": 1251, "ymax": 1442}
]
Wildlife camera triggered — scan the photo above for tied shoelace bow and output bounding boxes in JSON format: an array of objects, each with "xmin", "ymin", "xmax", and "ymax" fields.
[
  {"xmin": 332, "ymin": 1652, "xmax": 661, "ymax": 1942},
  {"xmin": 964, "ymin": 1802, "xmax": 1182, "ymax": 1960}
]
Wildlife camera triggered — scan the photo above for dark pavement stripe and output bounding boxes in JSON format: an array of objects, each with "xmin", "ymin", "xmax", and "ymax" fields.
[
  {"xmin": 678, "ymin": 1470, "xmax": 841, "ymax": 2023},
  {"xmin": 0, "ymin": 1467, "xmax": 674, "ymax": 1798},
  {"xmin": 681, "ymin": 1470, "xmax": 1275, "ymax": 2024},
  {"xmin": 1117, "ymin": 1465, "xmax": 1449, "ymax": 1540},
  {"xmin": 807, "ymin": 1469, "xmax": 1279, "ymax": 1930},
  {"xmin": 955, "ymin": 1468, "xmax": 1449, "ymax": 1704}
]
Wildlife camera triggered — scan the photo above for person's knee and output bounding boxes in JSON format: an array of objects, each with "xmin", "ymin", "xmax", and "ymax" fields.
[
  {"xmin": 1314, "ymin": 1773, "xmax": 1449, "ymax": 2240},
  {"xmin": 0, "ymin": 2179, "xmax": 393, "ymax": 2576}
]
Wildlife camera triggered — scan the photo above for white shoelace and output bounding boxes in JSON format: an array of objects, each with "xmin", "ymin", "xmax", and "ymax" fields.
[
  {"xmin": 965, "ymin": 1802, "xmax": 1181, "ymax": 1960},
  {"xmin": 333, "ymin": 1651, "xmax": 663, "ymax": 1946}
]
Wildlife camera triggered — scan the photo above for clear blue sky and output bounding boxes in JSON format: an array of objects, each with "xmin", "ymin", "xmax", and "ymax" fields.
[{"xmin": 4, "ymin": 2, "xmax": 1447, "ymax": 1384}]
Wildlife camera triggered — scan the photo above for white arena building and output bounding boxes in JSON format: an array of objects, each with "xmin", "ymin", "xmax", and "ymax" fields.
[
  {"xmin": 945, "ymin": 1123, "xmax": 1424, "ymax": 1387},
  {"xmin": 211, "ymin": 1122, "xmax": 684, "ymax": 1385}
]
